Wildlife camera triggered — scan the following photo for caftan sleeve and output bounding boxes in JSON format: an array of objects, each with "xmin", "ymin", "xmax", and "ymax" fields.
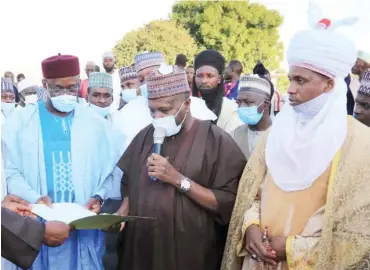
[
  {"xmin": 2, "ymin": 120, "xmax": 41, "ymax": 203},
  {"xmin": 285, "ymin": 205, "xmax": 324, "ymax": 268},
  {"xmin": 1, "ymin": 207, "xmax": 45, "ymax": 269},
  {"xmin": 286, "ymin": 235, "xmax": 320, "ymax": 269},
  {"xmin": 236, "ymin": 197, "xmax": 261, "ymax": 257},
  {"xmin": 210, "ymin": 132, "xmax": 247, "ymax": 226}
]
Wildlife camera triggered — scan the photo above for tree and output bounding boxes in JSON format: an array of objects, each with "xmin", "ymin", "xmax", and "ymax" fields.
[
  {"xmin": 172, "ymin": 1, "xmax": 284, "ymax": 72},
  {"xmin": 276, "ymin": 74, "xmax": 290, "ymax": 94},
  {"xmin": 113, "ymin": 20, "xmax": 200, "ymax": 67}
]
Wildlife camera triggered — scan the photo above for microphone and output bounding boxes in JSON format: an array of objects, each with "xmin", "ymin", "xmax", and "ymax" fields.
[{"xmin": 150, "ymin": 127, "xmax": 165, "ymax": 181}]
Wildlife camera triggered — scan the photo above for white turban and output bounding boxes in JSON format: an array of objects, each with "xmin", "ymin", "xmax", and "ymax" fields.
[
  {"xmin": 287, "ymin": 2, "xmax": 357, "ymax": 78},
  {"xmin": 102, "ymin": 51, "xmax": 115, "ymax": 61},
  {"xmin": 17, "ymin": 79, "xmax": 37, "ymax": 92},
  {"xmin": 358, "ymin": 50, "xmax": 370, "ymax": 64},
  {"xmin": 266, "ymin": 2, "xmax": 358, "ymax": 192}
]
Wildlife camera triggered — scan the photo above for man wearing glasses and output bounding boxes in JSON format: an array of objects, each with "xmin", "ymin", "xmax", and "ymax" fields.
[{"xmin": 1, "ymin": 54, "xmax": 127, "ymax": 269}]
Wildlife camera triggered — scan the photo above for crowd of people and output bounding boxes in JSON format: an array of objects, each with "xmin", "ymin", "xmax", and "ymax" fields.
[{"xmin": 1, "ymin": 5, "xmax": 370, "ymax": 270}]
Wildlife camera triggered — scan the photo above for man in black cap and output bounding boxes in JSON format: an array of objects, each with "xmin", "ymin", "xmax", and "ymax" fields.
[{"xmin": 193, "ymin": 50, "xmax": 242, "ymax": 133}]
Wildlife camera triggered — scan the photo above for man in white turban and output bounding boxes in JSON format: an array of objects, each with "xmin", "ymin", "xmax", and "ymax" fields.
[{"xmin": 222, "ymin": 2, "xmax": 370, "ymax": 270}]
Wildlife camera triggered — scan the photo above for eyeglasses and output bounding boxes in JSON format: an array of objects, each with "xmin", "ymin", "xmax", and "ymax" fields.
[{"xmin": 47, "ymin": 85, "xmax": 80, "ymax": 96}]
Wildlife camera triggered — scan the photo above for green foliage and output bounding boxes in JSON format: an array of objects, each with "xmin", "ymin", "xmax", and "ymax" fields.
[
  {"xmin": 276, "ymin": 74, "xmax": 290, "ymax": 94},
  {"xmin": 172, "ymin": 0, "xmax": 284, "ymax": 72},
  {"xmin": 113, "ymin": 20, "xmax": 199, "ymax": 67}
]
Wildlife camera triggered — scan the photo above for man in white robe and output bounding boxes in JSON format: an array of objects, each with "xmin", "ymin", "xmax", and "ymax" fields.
[
  {"xmin": 102, "ymin": 52, "xmax": 122, "ymax": 112},
  {"xmin": 2, "ymin": 54, "xmax": 126, "ymax": 269}
]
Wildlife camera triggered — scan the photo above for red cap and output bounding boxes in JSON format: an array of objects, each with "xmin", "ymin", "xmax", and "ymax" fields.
[{"xmin": 42, "ymin": 54, "xmax": 80, "ymax": 79}]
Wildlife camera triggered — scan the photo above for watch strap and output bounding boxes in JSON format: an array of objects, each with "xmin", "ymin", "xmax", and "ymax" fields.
[{"xmin": 92, "ymin": 195, "xmax": 103, "ymax": 205}]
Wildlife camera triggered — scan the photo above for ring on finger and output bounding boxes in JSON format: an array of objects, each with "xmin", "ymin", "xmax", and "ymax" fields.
[{"xmin": 251, "ymin": 254, "xmax": 257, "ymax": 259}]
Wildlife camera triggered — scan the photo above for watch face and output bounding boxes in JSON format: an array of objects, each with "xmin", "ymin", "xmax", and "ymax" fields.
[{"xmin": 182, "ymin": 179, "xmax": 191, "ymax": 190}]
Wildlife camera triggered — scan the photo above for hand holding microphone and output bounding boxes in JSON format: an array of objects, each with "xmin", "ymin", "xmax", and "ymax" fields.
[{"xmin": 149, "ymin": 127, "xmax": 165, "ymax": 181}]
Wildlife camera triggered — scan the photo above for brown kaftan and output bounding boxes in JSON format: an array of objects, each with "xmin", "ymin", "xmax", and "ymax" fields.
[{"xmin": 117, "ymin": 119, "xmax": 246, "ymax": 270}]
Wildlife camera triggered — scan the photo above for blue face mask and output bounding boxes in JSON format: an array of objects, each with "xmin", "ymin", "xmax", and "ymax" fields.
[
  {"xmin": 140, "ymin": 84, "xmax": 148, "ymax": 99},
  {"xmin": 121, "ymin": 88, "xmax": 137, "ymax": 103},
  {"xmin": 89, "ymin": 103, "xmax": 110, "ymax": 118},
  {"xmin": 237, "ymin": 102, "xmax": 264, "ymax": 125}
]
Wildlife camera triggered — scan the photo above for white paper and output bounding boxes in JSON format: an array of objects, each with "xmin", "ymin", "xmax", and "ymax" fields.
[{"xmin": 31, "ymin": 203, "xmax": 96, "ymax": 224}]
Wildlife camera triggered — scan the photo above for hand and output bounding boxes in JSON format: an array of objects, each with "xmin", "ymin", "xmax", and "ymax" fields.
[
  {"xmin": 147, "ymin": 153, "xmax": 182, "ymax": 184},
  {"xmin": 269, "ymin": 236, "xmax": 287, "ymax": 262},
  {"xmin": 36, "ymin": 196, "xmax": 53, "ymax": 208},
  {"xmin": 2, "ymin": 194, "xmax": 30, "ymax": 206},
  {"xmin": 86, "ymin": 198, "xmax": 101, "ymax": 214},
  {"xmin": 2, "ymin": 201, "xmax": 33, "ymax": 216},
  {"xmin": 103, "ymin": 213, "xmax": 126, "ymax": 233},
  {"xmin": 245, "ymin": 225, "xmax": 276, "ymax": 266},
  {"xmin": 44, "ymin": 221, "xmax": 72, "ymax": 247}
]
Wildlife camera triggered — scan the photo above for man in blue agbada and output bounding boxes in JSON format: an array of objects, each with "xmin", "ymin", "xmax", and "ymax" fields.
[{"xmin": 2, "ymin": 54, "xmax": 127, "ymax": 269}]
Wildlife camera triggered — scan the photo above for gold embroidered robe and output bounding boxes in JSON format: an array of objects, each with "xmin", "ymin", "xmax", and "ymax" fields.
[{"xmin": 222, "ymin": 117, "xmax": 370, "ymax": 270}]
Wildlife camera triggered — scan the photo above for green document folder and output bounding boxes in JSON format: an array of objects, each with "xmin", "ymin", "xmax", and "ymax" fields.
[
  {"xmin": 69, "ymin": 215, "xmax": 154, "ymax": 230},
  {"xmin": 31, "ymin": 203, "xmax": 154, "ymax": 230}
]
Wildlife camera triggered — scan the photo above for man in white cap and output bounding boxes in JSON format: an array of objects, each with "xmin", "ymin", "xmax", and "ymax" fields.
[
  {"xmin": 17, "ymin": 79, "xmax": 38, "ymax": 107},
  {"xmin": 222, "ymin": 3, "xmax": 370, "ymax": 270},
  {"xmin": 231, "ymin": 74, "xmax": 273, "ymax": 159},
  {"xmin": 354, "ymin": 70, "xmax": 370, "ymax": 127},
  {"xmin": 87, "ymin": 72, "xmax": 114, "ymax": 120},
  {"xmin": 102, "ymin": 51, "xmax": 121, "ymax": 111},
  {"xmin": 115, "ymin": 65, "xmax": 246, "ymax": 270},
  {"xmin": 350, "ymin": 50, "xmax": 370, "ymax": 93}
]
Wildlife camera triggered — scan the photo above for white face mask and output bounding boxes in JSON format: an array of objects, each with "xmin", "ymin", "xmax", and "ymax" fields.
[
  {"xmin": 24, "ymin": 94, "xmax": 38, "ymax": 105},
  {"xmin": 51, "ymin": 94, "xmax": 78, "ymax": 113},
  {"xmin": 1, "ymin": 102, "xmax": 16, "ymax": 117},
  {"xmin": 121, "ymin": 88, "xmax": 137, "ymax": 103},
  {"xmin": 89, "ymin": 103, "xmax": 110, "ymax": 118},
  {"xmin": 293, "ymin": 92, "xmax": 330, "ymax": 121},
  {"xmin": 152, "ymin": 102, "xmax": 187, "ymax": 137}
]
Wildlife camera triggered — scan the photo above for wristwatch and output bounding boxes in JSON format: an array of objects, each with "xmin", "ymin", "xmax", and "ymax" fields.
[
  {"xmin": 179, "ymin": 178, "xmax": 191, "ymax": 193},
  {"xmin": 92, "ymin": 195, "xmax": 104, "ymax": 205}
]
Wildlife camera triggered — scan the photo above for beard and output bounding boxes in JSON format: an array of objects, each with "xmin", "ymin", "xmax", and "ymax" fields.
[{"xmin": 104, "ymin": 65, "xmax": 114, "ymax": 73}]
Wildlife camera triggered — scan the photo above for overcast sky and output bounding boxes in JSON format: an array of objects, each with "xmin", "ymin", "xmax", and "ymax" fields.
[{"xmin": 1, "ymin": 0, "xmax": 368, "ymax": 82}]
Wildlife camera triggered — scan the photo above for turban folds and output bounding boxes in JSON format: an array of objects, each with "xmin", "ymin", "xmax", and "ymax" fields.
[
  {"xmin": 42, "ymin": 54, "xmax": 80, "ymax": 79},
  {"xmin": 287, "ymin": 18, "xmax": 357, "ymax": 78},
  {"xmin": 194, "ymin": 49, "xmax": 225, "ymax": 74}
]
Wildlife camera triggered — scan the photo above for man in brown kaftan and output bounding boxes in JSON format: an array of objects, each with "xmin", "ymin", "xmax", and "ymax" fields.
[{"xmin": 116, "ymin": 64, "xmax": 246, "ymax": 270}]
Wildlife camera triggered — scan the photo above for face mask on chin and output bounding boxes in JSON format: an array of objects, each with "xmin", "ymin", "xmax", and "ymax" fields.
[
  {"xmin": 51, "ymin": 94, "xmax": 78, "ymax": 113},
  {"xmin": 1, "ymin": 102, "xmax": 16, "ymax": 117},
  {"xmin": 237, "ymin": 102, "xmax": 265, "ymax": 125},
  {"xmin": 89, "ymin": 103, "xmax": 110, "ymax": 118},
  {"xmin": 121, "ymin": 88, "xmax": 137, "ymax": 103},
  {"xmin": 152, "ymin": 101, "xmax": 187, "ymax": 137},
  {"xmin": 292, "ymin": 92, "xmax": 330, "ymax": 120}
]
